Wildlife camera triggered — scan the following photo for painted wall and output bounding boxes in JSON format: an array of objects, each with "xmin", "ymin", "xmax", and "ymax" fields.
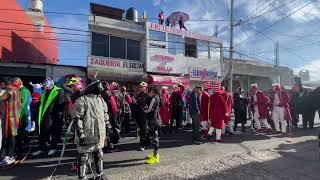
[{"xmin": 0, "ymin": 0, "xmax": 58, "ymax": 64}]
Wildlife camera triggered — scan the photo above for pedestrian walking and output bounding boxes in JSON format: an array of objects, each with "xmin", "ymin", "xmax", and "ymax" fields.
[
  {"xmin": 189, "ymin": 86, "xmax": 202, "ymax": 145},
  {"xmin": 169, "ymin": 83, "xmax": 184, "ymax": 132},
  {"xmin": 179, "ymin": 17, "xmax": 187, "ymax": 30},
  {"xmin": 71, "ymin": 80, "xmax": 110, "ymax": 180}
]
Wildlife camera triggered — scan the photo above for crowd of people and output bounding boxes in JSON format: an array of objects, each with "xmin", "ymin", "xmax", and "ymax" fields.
[{"xmin": 0, "ymin": 75, "xmax": 308, "ymax": 179}]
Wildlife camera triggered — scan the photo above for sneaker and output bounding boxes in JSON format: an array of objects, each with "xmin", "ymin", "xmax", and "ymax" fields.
[
  {"xmin": 193, "ymin": 140, "xmax": 202, "ymax": 145},
  {"xmin": 147, "ymin": 152, "xmax": 160, "ymax": 159},
  {"xmin": 146, "ymin": 153, "xmax": 160, "ymax": 164},
  {"xmin": 2, "ymin": 157, "xmax": 15, "ymax": 166},
  {"xmin": 32, "ymin": 150, "xmax": 45, "ymax": 156},
  {"xmin": 48, "ymin": 149, "xmax": 57, "ymax": 156},
  {"xmin": 0, "ymin": 156, "xmax": 10, "ymax": 166},
  {"xmin": 138, "ymin": 147, "xmax": 145, "ymax": 151}
]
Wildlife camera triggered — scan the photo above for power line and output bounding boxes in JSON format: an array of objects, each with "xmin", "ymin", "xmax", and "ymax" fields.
[
  {"xmin": 242, "ymin": 0, "xmax": 274, "ymax": 21},
  {"xmin": 239, "ymin": 0, "xmax": 299, "ymax": 25},
  {"xmin": 244, "ymin": 0, "xmax": 278, "ymax": 22},
  {"xmin": 0, "ymin": 8, "xmax": 234, "ymax": 22},
  {"xmin": 234, "ymin": 0, "xmax": 313, "ymax": 47}
]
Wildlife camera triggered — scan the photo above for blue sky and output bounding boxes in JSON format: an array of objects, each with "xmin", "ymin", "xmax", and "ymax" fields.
[{"xmin": 17, "ymin": 0, "xmax": 320, "ymax": 80}]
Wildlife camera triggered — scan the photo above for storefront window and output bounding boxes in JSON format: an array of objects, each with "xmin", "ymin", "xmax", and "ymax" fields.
[
  {"xmin": 210, "ymin": 42, "xmax": 221, "ymax": 61},
  {"xmin": 185, "ymin": 38, "xmax": 197, "ymax": 58},
  {"xmin": 197, "ymin": 40, "xmax": 209, "ymax": 59},
  {"xmin": 110, "ymin": 36, "xmax": 126, "ymax": 59},
  {"xmin": 92, "ymin": 32, "xmax": 109, "ymax": 57},
  {"xmin": 127, "ymin": 39, "xmax": 140, "ymax": 61},
  {"xmin": 168, "ymin": 34, "xmax": 185, "ymax": 56},
  {"xmin": 149, "ymin": 30, "xmax": 165, "ymax": 41}
]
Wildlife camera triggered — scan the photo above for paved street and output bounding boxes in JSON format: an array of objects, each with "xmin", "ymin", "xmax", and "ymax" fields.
[{"xmin": 1, "ymin": 116, "xmax": 320, "ymax": 180}]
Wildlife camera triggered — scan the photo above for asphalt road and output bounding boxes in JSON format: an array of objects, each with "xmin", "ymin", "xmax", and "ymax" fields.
[{"xmin": 1, "ymin": 116, "xmax": 320, "ymax": 180}]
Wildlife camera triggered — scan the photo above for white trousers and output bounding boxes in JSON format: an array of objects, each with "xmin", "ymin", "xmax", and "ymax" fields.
[
  {"xmin": 272, "ymin": 106, "xmax": 287, "ymax": 133},
  {"xmin": 254, "ymin": 111, "xmax": 271, "ymax": 129},
  {"xmin": 207, "ymin": 127, "xmax": 222, "ymax": 140},
  {"xmin": 201, "ymin": 121, "xmax": 209, "ymax": 130}
]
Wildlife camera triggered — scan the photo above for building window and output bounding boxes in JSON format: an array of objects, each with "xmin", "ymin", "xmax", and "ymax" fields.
[
  {"xmin": 197, "ymin": 40, "xmax": 209, "ymax": 59},
  {"xmin": 210, "ymin": 42, "xmax": 221, "ymax": 61},
  {"xmin": 110, "ymin": 36, "xmax": 126, "ymax": 59},
  {"xmin": 185, "ymin": 38, "xmax": 197, "ymax": 58},
  {"xmin": 127, "ymin": 39, "xmax": 140, "ymax": 61},
  {"xmin": 168, "ymin": 34, "xmax": 185, "ymax": 56},
  {"xmin": 149, "ymin": 30, "xmax": 165, "ymax": 41},
  {"xmin": 92, "ymin": 32, "xmax": 109, "ymax": 57}
]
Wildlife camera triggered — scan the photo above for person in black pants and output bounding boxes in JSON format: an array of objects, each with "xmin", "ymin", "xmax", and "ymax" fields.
[
  {"xmin": 135, "ymin": 82, "xmax": 149, "ymax": 151},
  {"xmin": 233, "ymin": 87, "xmax": 249, "ymax": 132},
  {"xmin": 170, "ymin": 84, "xmax": 184, "ymax": 132}
]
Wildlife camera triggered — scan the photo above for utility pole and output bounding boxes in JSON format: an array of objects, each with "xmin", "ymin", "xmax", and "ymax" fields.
[
  {"xmin": 229, "ymin": 0, "xmax": 234, "ymax": 91},
  {"xmin": 275, "ymin": 41, "xmax": 279, "ymax": 66}
]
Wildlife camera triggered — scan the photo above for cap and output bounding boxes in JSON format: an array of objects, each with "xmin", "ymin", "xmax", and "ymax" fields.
[
  {"xmin": 272, "ymin": 83, "xmax": 280, "ymax": 87},
  {"xmin": 139, "ymin": 81, "xmax": 148, "ymax": 87},
  {"xmin": 213, "ymin": 81, "xmax": 221, "ymax": 92},
  {"xmin": 251, "ymin": 83, "xmax": 258, "ymax": 88}
]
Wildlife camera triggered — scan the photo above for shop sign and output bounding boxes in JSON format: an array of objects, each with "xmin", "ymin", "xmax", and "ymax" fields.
[
  {"xmin": 88, "ymin": 56, "xmax": 144, "ymax": 72},
  {"xmin": 147, "ymin": 54, "xmax": 185, "ymax": 74},
  {"xmin": 148, "ymin": 22, "xmax": 220, "ymax": 43},
  {"xmin": 190, "ymin": 68, "xmax": 218, "ymax": 81}
]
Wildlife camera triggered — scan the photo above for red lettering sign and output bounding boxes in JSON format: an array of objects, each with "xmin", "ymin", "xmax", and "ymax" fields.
[{"xmin": 152, "ymin": 54, "xmax": 175, "ymax": 62}]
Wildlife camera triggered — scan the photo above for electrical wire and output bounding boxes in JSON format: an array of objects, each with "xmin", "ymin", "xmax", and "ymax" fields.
[{"xmin": 234, "ymin": 0, "xmax": 313, "ymax": 47}]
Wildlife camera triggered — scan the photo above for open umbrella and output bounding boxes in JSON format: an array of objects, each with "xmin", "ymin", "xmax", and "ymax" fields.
[{"xmin": 167, "ymin": 11, "xmax": 190, "ymax": 27}]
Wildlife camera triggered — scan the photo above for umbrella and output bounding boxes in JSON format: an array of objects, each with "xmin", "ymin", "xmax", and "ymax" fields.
[{"xmin": 167, "ymin": 11, "xmax": 190, "ymax": 26}]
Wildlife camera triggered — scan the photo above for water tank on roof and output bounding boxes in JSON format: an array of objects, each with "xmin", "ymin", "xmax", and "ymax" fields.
[
  {"xmin": 28, "ymin": 0, "xmax": 43, "ymax": 12},
  {"xmin": 126, "ymin": 7, "xmax": 138, "ymax": 22}
]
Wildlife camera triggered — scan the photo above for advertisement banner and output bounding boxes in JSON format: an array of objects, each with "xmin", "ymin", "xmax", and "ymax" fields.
[
  {"xmin": 146, "ymin": 54, "xmax": 187, "ymax": 74},
  {"xmin": 190, "ymin": 68, "xmax": 218, "ymax": 81},
  {"xmin": 88, "ymin": 56, "xmax": 144, "ymax": 72}
]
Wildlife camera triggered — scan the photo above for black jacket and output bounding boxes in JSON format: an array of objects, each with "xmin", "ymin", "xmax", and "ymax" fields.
[{"xmin": 144, "ymin": 95, "xmax": 162, "ymax": 129}]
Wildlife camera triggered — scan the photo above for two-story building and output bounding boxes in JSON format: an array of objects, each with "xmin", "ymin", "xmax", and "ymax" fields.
[{"xmin": 87, "ymin": 3, "xmax": 223, "ymax": 90}]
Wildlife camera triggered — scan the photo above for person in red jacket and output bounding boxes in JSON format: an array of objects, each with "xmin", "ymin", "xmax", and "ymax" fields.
[
  {"xmin": 221, "ymin": 86, "xmax": 234, "ymax": 135},
  {"xmin": 270, "ymin": 83, "xmax": 292, "ymax": 134},
  {"xmin": 251, "ymin": 84, "xmax": 272, "ymax": 133},
  {"xmin": 207, "ymin": 81, "xmax": 227, "ymax": 142},
  {"xmin": 200, "ymin": 82, "xmax": 211, "ymax": 132},
  {"xmin": 160, "ymin": 86, "xmax": 170, "ymax": 126}
]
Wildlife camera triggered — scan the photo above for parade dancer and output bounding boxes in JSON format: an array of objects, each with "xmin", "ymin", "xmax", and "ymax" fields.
[
  {"xmin": 71, "ymin": 80, "xmax": 110, "ymax": 180},
  {"xmin": 159, "ymin": 86, "xmax": 170, "ymax": 130},
  {"xmin": 271, "ymin": 83, "xmax": 292, "ymax": 134},
  {"xmin": 250, "ymin": 84, "xmax": 272, "ymax": 133},
  {"xmin": 144, "ymin": 85, "xmax": 161, "ymax": 164},
  {"xmin": 32, "ymin": 78, "xmax": 66, "ymax": 156},
  {"xmin": 110, "ymin": 82, "xmax": 122, "ymax": 139},
  {"xmin": 207, "ymin": 82, "xmax": 227, "ymax": 142},
  {"xmin": 221, "ymin": 87, "xmax": 234, "ymax": 135},
  {"xmin": 29, "ymin": 82, "xmax": 43, "ymax": 132},
  {"xmin": 136, "ymin": 82, "xmax": 149, "ymax": 151},
  {"xmin": 101, "ymin": 82, "xmax": 118, "ymax": 152},
  {"xmin": 12, "ymin": 78, "xmax": 31, "ymax": 158},
  {"xmin": 200, "ymin": 82, "xmax": 211, "ymax": 134},
  {"xmin": 120, "ymin": 86, "xmax": 133, "ymax": 134},
  {"xmin": 0, "ymin": 78, "xmax": 21, "ymax": 166}
]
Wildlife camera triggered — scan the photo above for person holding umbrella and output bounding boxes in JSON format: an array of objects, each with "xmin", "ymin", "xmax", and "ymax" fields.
[{"xmin": 179, "ymin": 17, "xmax": 187, "ymax": 31}]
